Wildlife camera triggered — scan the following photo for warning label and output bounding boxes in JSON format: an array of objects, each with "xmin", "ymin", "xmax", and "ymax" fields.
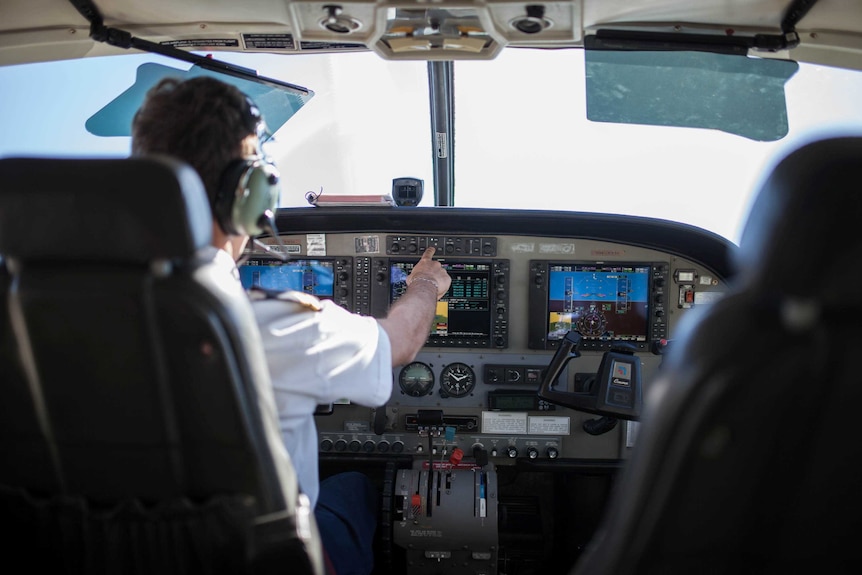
[
  {"xmin": 242, "ymin": 34, "xmax": 296, "ymax": 50},
  {"xmin": 161, "ymin": 39, "xmax": 239, "ymax": 48}
]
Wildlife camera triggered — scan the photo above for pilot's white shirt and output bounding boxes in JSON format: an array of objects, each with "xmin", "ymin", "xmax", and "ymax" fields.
[
  {"xmin": 254, "ymin": 296, "xmax": 392, "ymax": 509},
  {"xmin": 215, "ymin": 249, "xmax": 393, "ymax": 508}
]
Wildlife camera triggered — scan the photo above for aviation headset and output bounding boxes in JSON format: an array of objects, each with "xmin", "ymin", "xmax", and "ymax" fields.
[{"xmin": 213, "ymin": 96, "xmax": 281, "ymax": 237}]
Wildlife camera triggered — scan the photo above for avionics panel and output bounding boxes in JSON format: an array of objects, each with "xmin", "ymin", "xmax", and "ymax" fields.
[
  {"xmin": 238, "ymin": 257, "xmax": 354, "ymax": 310},
  {"xmin": 528, "ymin": 261, "xmax": 668, "ymax": 351},
  {"xmin": 383, "ymin": 259, "xmax": 510, "ymax": 349},
  {"xmin": 239, "ymin": 254, "xmax": 511, "ymax": 349}
]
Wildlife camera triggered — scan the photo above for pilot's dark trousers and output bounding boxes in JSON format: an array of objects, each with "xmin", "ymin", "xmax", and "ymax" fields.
[{"xmin": 315, "ymin": 471, "xmax": 379, "ymax": 575}]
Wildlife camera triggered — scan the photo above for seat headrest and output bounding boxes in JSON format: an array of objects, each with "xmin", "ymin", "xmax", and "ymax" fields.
[
  {"xmin": 0, "ymin": 156, "xmax": 212, "ymax": 262},
  {"xmin": 736, "ymin": 136, "xmax": 862, "ymax": 298}
]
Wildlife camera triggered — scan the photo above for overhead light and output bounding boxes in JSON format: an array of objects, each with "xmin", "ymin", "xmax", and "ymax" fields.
[
  {"xmin": 319, "ymin": 5, "xmax": 362, "ymax": 34},
  {"xmin": 510, "ymin": 5, "xmax": 552, "ymax": 35},
  {"xmin": 387, "ymin": 37, "xmax": 432, "ymax": 52},
  {"xmin": 378, "ymin": 7, "xmax": 495, "ymax": 57},
  {"xmin": 443, "ymin": 37, "xmax": 487, "ymax": 53}
]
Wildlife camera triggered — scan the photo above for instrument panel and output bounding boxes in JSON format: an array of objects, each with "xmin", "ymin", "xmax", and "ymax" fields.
[
  {"xmin": 246, "ymin": 218, "xmax": 730, "ymax": 466},
  {"xmin": 241, "ymin": 253, "xmax": 510, "ymax": 349}
]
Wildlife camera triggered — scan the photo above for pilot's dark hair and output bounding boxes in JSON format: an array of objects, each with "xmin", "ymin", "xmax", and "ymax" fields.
[{"xmin": 131, "ymin": 76, "xmax": 259, "ymax": 205}]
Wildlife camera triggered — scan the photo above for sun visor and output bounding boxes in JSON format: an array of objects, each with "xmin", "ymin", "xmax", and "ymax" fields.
[
  {"xmin": 585, "ymin": 48, "xmax": 798, "ymax": 141},
  {"xmin": 86, "ymin": 62, "xmax": 314, "ymax": 137}
]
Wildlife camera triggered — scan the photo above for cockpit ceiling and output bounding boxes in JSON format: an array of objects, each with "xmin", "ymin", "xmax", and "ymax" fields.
[{"xmin": 1, "ymin": 0, "xmax": 861, "ymax": 68}]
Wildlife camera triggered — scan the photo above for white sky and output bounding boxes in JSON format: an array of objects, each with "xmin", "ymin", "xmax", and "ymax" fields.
[{"xmin": 2, "ymin": 49, "xmax": 861, "ymax": 244}]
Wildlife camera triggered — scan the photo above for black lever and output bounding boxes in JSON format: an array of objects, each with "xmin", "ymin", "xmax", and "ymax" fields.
[
  {"xmin": 472, "ymin": 444, "xmax": 489, "ymax": 467},
  {"xmin": 373, "ymin": 405, "xmax": 387, "ymax": 435}
]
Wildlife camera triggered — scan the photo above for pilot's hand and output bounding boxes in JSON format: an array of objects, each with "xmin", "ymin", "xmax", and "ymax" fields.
[{"xmin": 406, "ymin": 247, "xmax": 451, "ymax": 299}]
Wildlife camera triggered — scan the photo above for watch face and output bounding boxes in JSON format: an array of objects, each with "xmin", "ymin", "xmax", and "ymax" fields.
[{"xmin": 439, "ymin": 362, "xmax": 476, "ymax": 398}]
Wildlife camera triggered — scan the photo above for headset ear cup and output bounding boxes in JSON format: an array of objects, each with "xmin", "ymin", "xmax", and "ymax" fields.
[
  {"xmin": 214, "ymin": 159, "xmax": 251, "ymax": 236},
  {"xmin": 231, "ymin": 160, "xmax": 281, "ymax": 236}
]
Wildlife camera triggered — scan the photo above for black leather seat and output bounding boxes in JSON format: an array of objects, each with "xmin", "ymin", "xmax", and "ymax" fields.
[
  {"xmin": 0, "ymin": 156, "xmax": 323, "ymax": 574},
  {"xmin": 571, "ymin": 136, "xmax": 862, "ymax": 574}
]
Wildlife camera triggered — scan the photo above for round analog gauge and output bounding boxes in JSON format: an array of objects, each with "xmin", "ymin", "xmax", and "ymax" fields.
[
  {"xmin": 439, "ymin": 362, "xmax": 476, "ymax": 398},
  {"xmin": 577, "ymin": 308, "xmax": 607, "ymax": 337},
  {"xmin": 398, "ymin": 361, "xmax": 434, "ymax": 397}
]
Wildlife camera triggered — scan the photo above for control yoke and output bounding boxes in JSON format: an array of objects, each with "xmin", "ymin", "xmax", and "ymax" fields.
[{"xmin": 538, "ymin": 330, "xmax": 643, "ymax": 421}]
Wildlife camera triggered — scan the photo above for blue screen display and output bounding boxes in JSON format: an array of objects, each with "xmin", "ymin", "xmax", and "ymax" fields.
[
  {"xmin": 546, "ymin": 263, "xmax": 650, "ymax": 341},
  {"xmin": 239, "ymin": 259, "xmax": 334, "ymax": 297}
]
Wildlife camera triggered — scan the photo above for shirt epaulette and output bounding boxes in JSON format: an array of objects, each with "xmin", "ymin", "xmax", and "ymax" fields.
[{"xmin": 248, "ymin": 286, "xmax": 324, "ymax": 311}]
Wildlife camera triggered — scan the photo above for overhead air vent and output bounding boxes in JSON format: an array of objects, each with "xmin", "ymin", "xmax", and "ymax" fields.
[
  {"xmin": 510, "ymin": 5, "xmax": 552, "ymax": 35},
  {"xmin": 320, "ymin": 5, "xmax": 362, "ymax": 34}
]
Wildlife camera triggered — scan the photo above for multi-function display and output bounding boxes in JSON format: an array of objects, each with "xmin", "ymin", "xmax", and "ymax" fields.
[
  {"xmin": 546, "ymin": 263, "xmax": 650, "ymax": 342},
  {"xmin": 529, "ymin": 261, "xmax": 667, "ymax": 351},
  {"xmin": 389, "ymin": 260, "xmax": 509, "ymax": 348}
]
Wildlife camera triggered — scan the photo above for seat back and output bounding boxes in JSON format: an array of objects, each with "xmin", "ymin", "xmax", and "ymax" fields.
[
  {"xmin": 0, "ymin": 156, "xmax": 323, "ymax": 574},
  {"xmin": 571, "ymin": 136, "xmax": 862, "ymax": 574}
]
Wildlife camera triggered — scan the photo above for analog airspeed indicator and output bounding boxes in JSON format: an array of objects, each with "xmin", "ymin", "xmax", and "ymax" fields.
[
  {"xmin": 439, "ymin": 362, "xmax": 476, "ymax": 398},
  {"xmin": 398, "ymin": 361, "xmax": 434, "ymax": 397}
]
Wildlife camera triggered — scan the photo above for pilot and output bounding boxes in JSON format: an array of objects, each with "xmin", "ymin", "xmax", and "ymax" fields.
[{"xmin": 131, "ymin": 76, "xmax": 451, "ymax": 575}]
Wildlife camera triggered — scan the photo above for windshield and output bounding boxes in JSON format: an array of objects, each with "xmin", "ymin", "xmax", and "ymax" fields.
[{"xmin": 2, "ymin": 48, "xmax": 861, "ymax": 244}]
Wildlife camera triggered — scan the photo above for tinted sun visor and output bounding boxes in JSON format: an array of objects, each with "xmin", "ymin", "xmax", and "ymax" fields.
[
  {"xmin": 86, "ymin": 62, "xmax": 314, "ymax": 137},
  {"xmin": 585, "ymin": 48, "xmax": 799, "ymax": 141}
]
